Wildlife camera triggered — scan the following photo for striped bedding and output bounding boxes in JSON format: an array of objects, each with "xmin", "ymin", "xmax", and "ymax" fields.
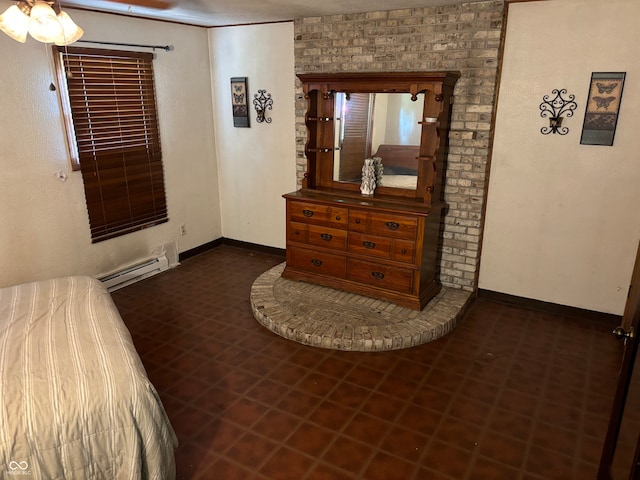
[{"xmin": 0, "ymin": 276, "xmax": 177, "ymax": 479}]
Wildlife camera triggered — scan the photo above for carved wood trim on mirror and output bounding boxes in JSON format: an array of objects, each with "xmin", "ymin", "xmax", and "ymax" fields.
[{"xmin": 284, "ymin": 71, "xmax": 460, "ymax": 310}]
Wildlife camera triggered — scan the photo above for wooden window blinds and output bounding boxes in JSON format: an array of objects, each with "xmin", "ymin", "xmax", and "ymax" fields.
[
  {"xmin": 338, "ymin": 93, "xmax": 374, "ymax": 182},
  {"xmin": 54, "ymin": 46, "xmax": 168, "ymax": 243}
]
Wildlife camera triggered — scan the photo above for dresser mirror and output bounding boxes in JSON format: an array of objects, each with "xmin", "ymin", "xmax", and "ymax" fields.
[
  {"xmin": 333, "ymin": 92, "xmax": 424, "ymax": 191},
  {"xmin": 298, "ymin": 71, "xmax": 459, "ymax": 205}
]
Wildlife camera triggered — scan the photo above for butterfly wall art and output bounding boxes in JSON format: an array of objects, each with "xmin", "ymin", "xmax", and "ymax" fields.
[
  {"xmin": 580, "ymin": 72, "xmax": 625, "ymax": 146},
  {"xmin": 230, "ymin": 77, "xmax": 250, "ymax": 127}
]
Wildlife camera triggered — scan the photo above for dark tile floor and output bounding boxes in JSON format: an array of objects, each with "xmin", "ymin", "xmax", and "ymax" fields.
[{"xmin": 111, "ymin": 245, "xmax": 623, "ymax": 480}]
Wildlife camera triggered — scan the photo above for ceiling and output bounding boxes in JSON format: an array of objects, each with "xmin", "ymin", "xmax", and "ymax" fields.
[{"xmin": 61, "ymin": 0, "xmax": 472, "ymax": 28}]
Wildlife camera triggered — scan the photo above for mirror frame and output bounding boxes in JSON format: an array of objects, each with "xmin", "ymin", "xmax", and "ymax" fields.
[{"xmin": 297, "ymin": 71, "xmax": 460, "ymax": 205}]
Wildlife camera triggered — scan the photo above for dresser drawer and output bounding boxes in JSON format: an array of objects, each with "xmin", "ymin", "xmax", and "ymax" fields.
[
  {"xmin": 391, "ymin": 239, "xmax": 416, "ymax": 263},
  {"xmin": 287, "ymin": 246, "xmax": 346, "ymax": 278},
  {"xmin": 348, "ymin": 209, "xmax": 418, "ymax": 239},
  {"xmin": 289, "ymin": 201, "xmax": 348, "ymax": 228},
  {"xmin": 348, "ymin": 210, "xmax": 368, "ymax": 232},
  {"xmin": 308, "ymin": 225, "xmax": 347, "ymax": 250},
  {"xmin": 368, "ymin": 212, "xmax": 417, "ymax": 239},
  {"xmin": 346, "ymin": 259, "xmax": 413, "ymax": 293},
  {"xmin": 288, "ymin": 221, "xmax": 308, "ymax": 243},
  {"xmin": 348, "ymin": 232, "xmax": 391, "ymax": 259},
  {"xmin": 349, "ymin": 233, "xmax": 416, "ymax": 264}
]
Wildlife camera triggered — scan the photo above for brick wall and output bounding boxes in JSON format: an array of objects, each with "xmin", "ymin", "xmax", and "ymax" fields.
[{"xmin": 294, "ymin": 0, "xmax": 505, "ymax": 290}]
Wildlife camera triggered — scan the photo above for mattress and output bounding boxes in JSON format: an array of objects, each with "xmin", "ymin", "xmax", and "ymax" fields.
[
  {"xmin": 0, "ymin": 276, "xmax": 177, "ymax": 479},
  {"xmin": 378, "ymin": 174, "xmax": 417, "ymax": 189}
]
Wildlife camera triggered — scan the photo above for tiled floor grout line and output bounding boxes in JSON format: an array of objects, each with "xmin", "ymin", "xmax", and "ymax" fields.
[
  {"xmin": 520, "ymin": 312, "xmax": 567, "ymax": 480},
  {"xmin": 317, "ymin": 362, "xmax": 380, "ymax": 480},
  {"xmin": 110, "ymin": 245, "xmax": 621, "ymax": 480},
  {"xmin": 410, "ymin": 330, "xmax": 488, "ymax": 477},
  {"xmin": 447, "ymin": 323, "xmax": 499, "ymax": 479},
  {"xmin": 469, "ymin": 309, "xmax": 530, "ymax": 480},
  {"xmin": 304, "ymin": 350, "xmax": 424, "ymax": 479},
  {"xmin": 237, "ymin": 349, "xmax": 362, "ymax": 479},
  {"xmin": 577, "ymin": 320, "xmax": 612, "ymax": 475}
]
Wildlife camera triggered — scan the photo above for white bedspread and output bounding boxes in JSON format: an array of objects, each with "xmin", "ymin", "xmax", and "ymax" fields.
[{"xmin": 0, "ymin": 276, "xmax": 177, "ymax": 479}]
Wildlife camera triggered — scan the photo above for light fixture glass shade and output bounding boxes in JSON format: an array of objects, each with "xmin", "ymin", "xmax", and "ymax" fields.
[
  {"xmin": 55, "ymin": 11, "xmax": 83, "ymax": 45},
  {"xmin": 28, "ymin": 2, "xmax": 63, "ymax": 43},
  {"xmin": 0, "ymin": 5, "xmax": 30, "ymax": 43}
]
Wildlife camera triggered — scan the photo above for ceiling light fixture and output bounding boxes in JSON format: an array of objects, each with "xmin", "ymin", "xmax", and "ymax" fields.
[{"xmin": 0, "ymin": 1, "xmax": 83, "ymax": 45}]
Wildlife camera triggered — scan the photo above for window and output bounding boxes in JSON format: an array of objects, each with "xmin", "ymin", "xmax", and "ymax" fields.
[
  {"xmin": 53, "ymin": 46, "xmax": 168, "ymax": 243},
  {"xmin": 336, "ymin": 93, "xmax": 374, "ymax": 182}
]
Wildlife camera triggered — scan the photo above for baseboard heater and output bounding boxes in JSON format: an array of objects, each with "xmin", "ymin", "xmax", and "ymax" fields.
[{"xmin": 99, "ymin": 255, "xmax": 169, "ymax": 292}]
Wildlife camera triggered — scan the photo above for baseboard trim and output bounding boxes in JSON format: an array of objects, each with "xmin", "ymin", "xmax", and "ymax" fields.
[
  {"xmin": 179, "ymin": 239, "xmax": 223, "ymax": 261},
  {"xmin": 179, "ymin": 238, "xmax": 286, "ymax": 262},
  {"xmin": 477, "ymin": 288, "xmax": 621, "ymax": 323},
  {"xmin": 220, "ymin": 238, "xmax": 286, "ymax": 257}
]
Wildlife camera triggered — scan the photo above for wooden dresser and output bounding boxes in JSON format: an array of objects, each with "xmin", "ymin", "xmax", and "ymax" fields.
[
  {"xmin": 283, "ymin": 71, "xmax": 459, "ymax": 310},
  {"xmin": 283, "ymin": 191, "xmax": 445, "ymax": 310}
]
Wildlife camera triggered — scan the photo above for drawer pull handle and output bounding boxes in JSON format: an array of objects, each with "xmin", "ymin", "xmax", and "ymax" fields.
[
  {"xmin": 311, "ymin": 259, "xmax": 323, "ymax": 267},
  {"xmin": 371, "ymin": 271, "xmax": 385, "ymax": 280},
  {"xmin": 401, "ymin": 249, "xmax": 407, "ymax": 254},
  {"xmin": 385, "ymin": 221, "xmax": 400, "ymax": 231},
  {"xmin": 302, "ymin": 209, "xmax": 314, "ymax": 217},
  {"xmin": 321, "ymin": 233, "xmax": 333, "ymax": 241},
  {"xmin": 335, "ymin": 216, "xmax": 341, "ymax": 221},
  {"xmin": 355, "ymin": 219, "xmax": 361, "ymax": 224},
  {"xmin": 363, "ymin": 241, "xmax": 376, "ymax": 249}
]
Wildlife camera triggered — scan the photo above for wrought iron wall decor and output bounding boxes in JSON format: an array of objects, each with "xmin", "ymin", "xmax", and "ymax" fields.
[
  {"xmin": 253, "ymin": 89, "xmax": 273, "ymax": 124},
  {"xmin": 539, "ymin": 88, "xmax": 577, "ymax": 135},
  {"xmin": 230, "ymin": 77, "xmax": 250, "ymax": 128},
  {"xmin": 580, "ymin": 72, "xmax": 626, "ymax": 146}
]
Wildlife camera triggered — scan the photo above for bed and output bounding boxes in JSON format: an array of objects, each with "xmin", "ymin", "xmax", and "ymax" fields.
[
  {"xmin": 373, "ymin": 144, "xmax": 419, "ymax": 190},
  {"xmin": 0, "ymin": 276, "xmax": 177, "ymax": 479}
]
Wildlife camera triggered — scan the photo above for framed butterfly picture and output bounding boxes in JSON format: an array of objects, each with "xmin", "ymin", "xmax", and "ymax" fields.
[
  {"xmin": 230, "ymin": 77, "xmax": 250, "ymax": 127},
  {"xmin": 580, "ymin": 72, "xmax": 625, "ymax": 146}
]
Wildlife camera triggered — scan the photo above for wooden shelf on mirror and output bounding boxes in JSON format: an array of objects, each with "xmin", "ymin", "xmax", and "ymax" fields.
[{"xmin": 307, "ymin": 147, "xmax": 335, "ymax": 153}]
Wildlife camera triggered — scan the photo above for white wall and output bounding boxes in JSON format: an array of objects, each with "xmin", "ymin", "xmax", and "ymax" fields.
[
  {"xmin": 480, "ymin": 0, "xmax": 640, "ymax": 314},
  {"xmin": 0, "ymin": 5, "xmax": 221, "ymax": 287},
  {"xmin": 209, "ymin": 23, "xmax": 297, "ymax": 249}
]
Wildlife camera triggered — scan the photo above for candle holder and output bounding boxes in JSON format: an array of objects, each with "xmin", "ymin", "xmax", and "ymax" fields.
[
  {"xmin": 253, "ymin": 89, "xmax": 273, "ymax": 124},
  {"xmin": 539, "ymin": 88, "xmax": 577, "ymax": 135}
]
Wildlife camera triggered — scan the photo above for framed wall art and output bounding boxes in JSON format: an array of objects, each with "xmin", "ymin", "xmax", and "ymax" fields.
[
  {"xmin": 230, "ymin": 77, "xmax": 250, "ymax": 128},
  {"xmin": 580, "ymin": 72, "xmax": 625, "ymax": 146}
]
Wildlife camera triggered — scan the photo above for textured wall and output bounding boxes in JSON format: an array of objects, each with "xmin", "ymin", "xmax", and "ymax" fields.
[
  {"xmin": 294, "ymin": 1, "xmax": 505, "ymax": 290},
  {"xmin": 209, "ymin": 23, "xmax": 297, "ymax": 249},
  {"xmin": 0, "ymin": 7, "xmax": 221, "ymax": 287},
  {"xmin": 480, "ymin": 0, "xmax": 640, "ymax": 315}
]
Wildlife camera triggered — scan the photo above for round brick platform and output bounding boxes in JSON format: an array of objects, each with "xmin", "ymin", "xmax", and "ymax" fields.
[{"xmin": 250, "ymin": 263, "xmax": 473, "ymax": 351}]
